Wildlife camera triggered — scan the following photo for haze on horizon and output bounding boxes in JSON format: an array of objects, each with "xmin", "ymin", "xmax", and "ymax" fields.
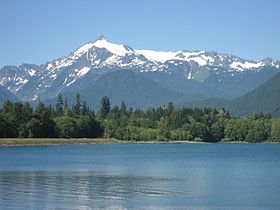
[{"xmin": 0, "ymin": 0, "xmax": 279, "ymax": 67}]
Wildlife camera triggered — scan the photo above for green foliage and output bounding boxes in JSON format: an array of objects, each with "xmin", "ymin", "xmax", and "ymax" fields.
[
  {"xmin": 271, "ymin": 120, "xmax": 280, "ymax": 142},
  {"xmin": 224, "ymin": 119, "xmax": 249, "ymax": 142},
  {"xmin": 99, "ymin": 96, "xmax": 111, "ymax": 119},
  {"xmin": 210, "ymin": 120, "xmax": 225, "ymax": 142},
  {"xmin": 171, "ymin": 129, "xmax": 192, "ymax": 141},
  {"xmin": 28, "ymin": 102, "xmax": 57, "ymax": 138},
  {"xmin": 58, "ymin": 70, "xmax": 184, "ymax": 110},
  {"xmin": 55, "ymin": 116, "xmax": 78, "ymax": 138},
  {"xmin": 25, "ymin": 118, "xmax": 46, "ymax": 138},
  {"xmin": 73, "ymin": 94, "xmax": 81, "ymax": 115},
  {"xmin": 183, "ymin": 121, "xmax": 209, "ymax": 142},
  {"xmin": 245, "ymin": 120, "xmax": 270, "ymax": 143},
  {"xmin": 1, "ymin": 95, "xmax": 280, "ymax": 142},
  {"xmin": 1, "ymin": 101, "xmax": 33, "ymax": 137},
  {"xmin": 56, "ymin": 93, "xmax": 64, "ymax": 116},
  {"xmin": 179, "ymin": 72, "xmax": 280, "ymax": 117},
  {"xmin": 158, "ymin": 117, "xmax": 170, "ymax": 141},
  {"xmin": 0, "ymin": 113, "xmax": 13, "ymax": 137}
]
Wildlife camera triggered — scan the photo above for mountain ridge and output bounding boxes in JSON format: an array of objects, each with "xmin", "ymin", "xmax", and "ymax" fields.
[
  {"xmin": 0, "ymin": 36, "xmax": 279, "ymax": 105},
  {"xmin": 0, "ymin": 85, "xmax": 18, "ymax": 106},
  {"xmin": 178, "ymin": 71, "xmax": 280, "ymax": 117},
  {"xmin": 43, "ymin": 70, "xmax": 186, "ymax": 109}
]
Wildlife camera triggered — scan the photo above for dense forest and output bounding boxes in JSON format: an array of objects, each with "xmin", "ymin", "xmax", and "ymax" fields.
[
  {"xmin": 1, "ymin": 94, "xmax": 280, "ymax": 143},
  {"xmin": 179, "ymin": 71, "xmax": 280, "ymax": 117}
]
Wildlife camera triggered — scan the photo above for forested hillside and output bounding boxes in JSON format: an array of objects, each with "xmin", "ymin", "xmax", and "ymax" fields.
[
  {"xmin": 231, "ymin": 72, "xmax": 280, "ymax": 116},
  {"xmin": 46, "ymin": 70, "xmax": 185, "ymax": 109},
  {"xmin": 179, "ymin": 72, "xmax": 280, "ymax": 117}
]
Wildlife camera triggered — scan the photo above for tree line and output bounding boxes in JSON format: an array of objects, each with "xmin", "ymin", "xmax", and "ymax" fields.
[{"xmin": 0, "ymin": 94, "xmax": 280, "ymax": 142}]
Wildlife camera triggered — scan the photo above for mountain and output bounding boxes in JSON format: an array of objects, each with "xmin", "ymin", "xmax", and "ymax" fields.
[
  {"xmin": 0, "ymin": 85, "xmax": 18, "ymax": 106},
  {"xmin": 44, "ymin": 70, "xmax": 185, "ymax": 109},
  {"xmin": 0, "ymin": 64, "xmax": 41, "ymax": 94},
  {"xmin": 178, "ymin": 72, "xmax": 280, "ymax": 117},
  {"xmin": 231, "ymin": 72, "xmax": 280, "ymax": 116},
  {"xmin": 0, "ymin": 36, "xmax": 280, "ymax": 104}
]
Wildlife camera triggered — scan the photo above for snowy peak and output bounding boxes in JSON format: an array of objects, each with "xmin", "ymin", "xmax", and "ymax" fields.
[
  {"xmin": 229, "ymin": 60, "xmax": 265, "ymax": 71},
  {"xmin": 47, "ymin": 37, "xmax": 280, "ymax": 73},
  {"xmin": 73, "ymin": 42, "xmax": 95, "ymax": 56},
  {"xmin": 1, "ymin": 36, "xmax": 280, "ymax": 102},
  {"xmin": 0, "ymin": 64, "xmax": 40, "ymax": 93},
  {"xmin": 91, "ymin": 36, "xmax": 134, "ymax": 56},
  {"xmin": 135, "ymin": 49, "xmax": 278, "ymax": 71},
  {"xmin": 261, "ymin": 57, "xmax": 280, "ymax": 68},
  {"xmin": 135, "ymin": 50, "xmax": 178, "ymax": 63},
  {"xmin": 70, "ymin": 35, "xmax": 133, "ymax": 59}
]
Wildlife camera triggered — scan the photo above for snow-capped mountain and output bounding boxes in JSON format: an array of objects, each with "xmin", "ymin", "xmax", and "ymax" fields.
[
  {"xmin": 0, "ymin": 64, "xmax": 41, "ymax": 93},
  {"xmin": 0, "ymin": 36, "xmax": 279, "ymax": 102}
]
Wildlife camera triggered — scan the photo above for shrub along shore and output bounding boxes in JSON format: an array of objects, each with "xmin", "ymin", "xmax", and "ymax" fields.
[{"xmin": 1, "ymin": 94, "xmax": 280, "ymax": 144}]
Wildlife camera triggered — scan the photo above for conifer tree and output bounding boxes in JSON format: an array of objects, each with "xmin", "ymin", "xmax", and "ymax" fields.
[
  {"xmin": 56, "ymin": 93, "xmax": 64, "ymax": 116},
  {"xmin": 74, "ymin": 94, "xmax": 81, "ymax": 115},
  {"xmin": 99, "ymin": 96, "xmax": 111, "ymax": 118}
]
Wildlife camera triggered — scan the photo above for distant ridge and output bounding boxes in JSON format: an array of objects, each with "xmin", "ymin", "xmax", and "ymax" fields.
[
  {"xmin": 0, "ymin": 36, "xmax": 279, "ymax": 110},
  {"xmin": 178, "ymin": 72, "xmax": 280, "ymax": 117}
]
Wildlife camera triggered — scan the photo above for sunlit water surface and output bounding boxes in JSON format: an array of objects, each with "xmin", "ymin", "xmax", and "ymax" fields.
[{"xmin": 0, "ymin": 144, "xmax": 280, "ymax": 209}]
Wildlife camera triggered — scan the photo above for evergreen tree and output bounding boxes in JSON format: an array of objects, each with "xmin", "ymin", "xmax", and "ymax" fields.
[
  {"xmin": 99, "ymin": 96, "xmax": 111, "ymax": 118},
  {"xmin": 81, "ymin": 101, "xmax": 88, "ymax": 115},
  {"xmin": 120, "ymin": 101, "xmax": 127, "ymax": 116},
  {"xmin": 0, "ymin": 113, "xmax": 13, "ymax": 137},
  {"xmin": 74, "ymin": 94, "xmax": 81, "ymax": 115},
  {"xmin": 64, "ymin": 96, "xmax": 69, "ymax": 111},
  {"xmin": 56, "ymin": 93, "xmax": 64, "ymax": 116},
  {"xmin": 1, "ymin": 97, "xmax": 280, "ymax": 143},
  {"xmin": 64, "ymin": 107, "xmax": 74, "ymax": 117},
  {"xmin": 164, "ymin": 102, "xmax": 175, "ymax": 116},
  {"xmin": 30, "ymin": 102, "xmax": 57, "ymax": 137},
  {"xmin": 22, "ymin": 102, "xmax": 33, "ymax": 120},
  {"xmin": 158, "ymin": 117, "xmax": 170, "ymax": 141}
]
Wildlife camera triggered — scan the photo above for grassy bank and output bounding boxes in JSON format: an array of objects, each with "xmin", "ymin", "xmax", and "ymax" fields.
[
  {"xmin": 0, "ymin": 138, "xmax": 278, "ymax": 147},
  {"xmin": 0, "ymin": 138, "xmax": 123, "ymax": 147},
  {"xmin": 0, "ymin": 138, "xmax": 206, "ymax": 147}
]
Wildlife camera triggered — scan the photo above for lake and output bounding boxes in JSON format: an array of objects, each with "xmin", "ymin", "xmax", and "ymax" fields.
[{"xmin": 0, "ymin": 143, "xmax": 279, "ymax": 209}]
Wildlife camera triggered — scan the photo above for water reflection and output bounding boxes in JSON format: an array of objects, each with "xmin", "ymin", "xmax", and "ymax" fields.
[
  {"xmin": 0, "ymin": 171, "xmax": 180, "ymax": 209},
  {"xmin": 1, "ymin": 144, "xmax": 280, "ymax": 209}
]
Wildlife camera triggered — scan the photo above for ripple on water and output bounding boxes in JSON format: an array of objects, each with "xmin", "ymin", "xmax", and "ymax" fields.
[{"xmin": 0, "ymin": 171, "xmax": 185, "ymax": 209}]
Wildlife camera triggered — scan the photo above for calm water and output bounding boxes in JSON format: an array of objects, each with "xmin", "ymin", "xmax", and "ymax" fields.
[{"xmin": 0, "ymin": 144, "xmax": 280, "ymax": 210}]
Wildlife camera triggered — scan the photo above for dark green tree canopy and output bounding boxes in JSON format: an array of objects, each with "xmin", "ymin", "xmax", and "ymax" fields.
[
  {"xmin": 0, "ymin": 95, "xmax": 280, "ymax": 143},
  {"xmin": 99, "ymin": 96, "xmax": 111, "ymax": 119}
]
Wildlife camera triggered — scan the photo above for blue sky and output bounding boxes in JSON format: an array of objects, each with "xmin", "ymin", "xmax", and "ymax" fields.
[{"xmin": 0, "ymin": 0, "xmax": 279, "ymax": 67}]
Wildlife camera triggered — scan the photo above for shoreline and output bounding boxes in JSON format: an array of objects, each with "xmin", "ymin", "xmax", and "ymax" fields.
[
  {"xmin": 0, "ymin": 138, "xmax": 278, "ymax": 147},
  {"xmin": 0, "ymin": 138, "xmax": 124, "ymax": 147}
]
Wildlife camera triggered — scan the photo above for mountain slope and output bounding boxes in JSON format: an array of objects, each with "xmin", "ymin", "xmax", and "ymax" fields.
[
  {"xmin": 142, "ymin": 71, "xmax": 221, "ymax": 99},
  {"xmin": 1, "ymin": 36, "xmax": 279, "ymax": 103},
  {"xmin": 45, "ymin": 70, "xmax": 186, "ymax": 109},
  {"xmin": 203, "ymin": 66, "xmax": 279, "ymax": 99},
  {"xmin": 0, "ymin": 85, "xmax": 19, "ymax": 106},
  {"xmin": 178, "ymin": 72, "xmax": 280, "ymax": 117},
  {"xmin": 0, "ymin": 64, "xmax": 41, "ymax": 94},
  {"xmin": 230, "ymin": 72, "xmax": 280, "ymax": 116}
]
